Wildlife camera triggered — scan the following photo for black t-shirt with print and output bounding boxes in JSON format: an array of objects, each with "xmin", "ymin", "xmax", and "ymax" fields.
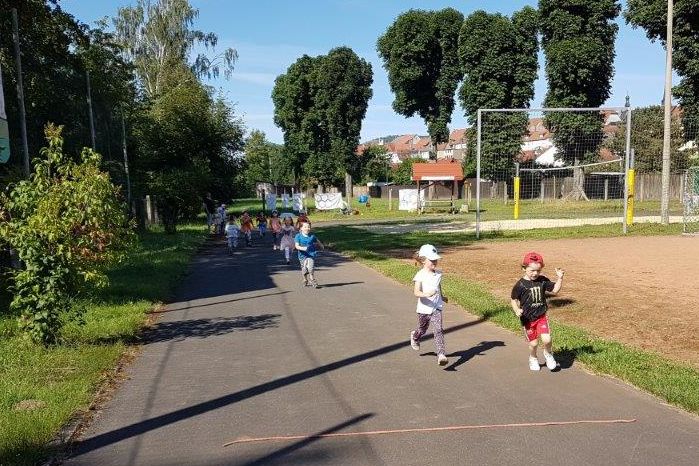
[{"xmin": 511, "ymin": 276, "xmax": 555, "ymax": 324}]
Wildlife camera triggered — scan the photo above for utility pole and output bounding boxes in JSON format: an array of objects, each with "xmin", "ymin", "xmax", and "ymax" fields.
[
  {"xmin": 660, "ymin": 0, "xmax": 673, "ymax": 224},
  {"xmin": 121, "ymin": 109, "xmax": 131, "ymax": 206},
  {"xmin": 11, "ymin": 8, "xmax": 30, "ymax": 177},
  {"xmin": 86, "ymin": 70, "xmax": 96, "ymax": 150}
]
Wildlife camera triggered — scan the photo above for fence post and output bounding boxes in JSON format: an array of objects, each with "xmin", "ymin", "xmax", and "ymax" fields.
[
  {"xmin": 476, "ymin": 109, "xmax": 482, "ymax": 239},
  {"xmin": 604, "ymin": 178, "xmax": 609, "ymax": 201}
]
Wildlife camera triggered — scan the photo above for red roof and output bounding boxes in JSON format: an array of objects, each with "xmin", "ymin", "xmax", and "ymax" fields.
[{"xmin": 412, "ymin": 159, "xmax": 464, "ymax": 181}]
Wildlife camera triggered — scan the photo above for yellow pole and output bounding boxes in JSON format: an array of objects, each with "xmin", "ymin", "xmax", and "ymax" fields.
[
  {"xmin": 626, "ymin": 168, "xmax": 635, "ymax": 225},
  {"xmin": 513, "ymin": 176, "xmax": 520, "ymax": 220}
]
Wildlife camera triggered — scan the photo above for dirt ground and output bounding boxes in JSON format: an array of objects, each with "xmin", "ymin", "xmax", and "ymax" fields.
[{"xmin": 434, "ymin": 236, "xmax": 699, "ymax": 369}]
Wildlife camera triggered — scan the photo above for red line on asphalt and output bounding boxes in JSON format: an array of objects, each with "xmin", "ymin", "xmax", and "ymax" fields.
[{"xmin": 223, "ymin": 418, "xmax": 637, "ymax": 447}]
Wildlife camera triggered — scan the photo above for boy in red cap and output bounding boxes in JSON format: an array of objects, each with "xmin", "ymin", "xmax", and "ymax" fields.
[{"xmin": 510, "ymin": 252, "xmax": 565, "ymax": 371}]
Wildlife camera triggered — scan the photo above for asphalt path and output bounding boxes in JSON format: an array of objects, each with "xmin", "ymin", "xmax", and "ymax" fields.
[{"xmin": 65, "ymin": 233, "xmax": 699, "ymax": 465}]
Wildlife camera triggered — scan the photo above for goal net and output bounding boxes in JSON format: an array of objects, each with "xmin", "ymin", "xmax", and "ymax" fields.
[{"xmin": 684, "ymin": 166, "xmax": 699, "ymax": 235}]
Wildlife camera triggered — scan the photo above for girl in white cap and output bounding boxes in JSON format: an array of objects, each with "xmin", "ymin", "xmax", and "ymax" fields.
[{"xmin": 410, "ymin": 244, "xmax": 449, "ymax": 366}]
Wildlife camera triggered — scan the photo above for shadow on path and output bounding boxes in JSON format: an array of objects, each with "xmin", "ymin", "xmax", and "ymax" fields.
[
  {"xmin": 141, "ymin": 314, "xmax": 281, "ymax": 344},
  {"xmin": 69, "ymin": 318, "xmax": 487, "ymax": 458}
]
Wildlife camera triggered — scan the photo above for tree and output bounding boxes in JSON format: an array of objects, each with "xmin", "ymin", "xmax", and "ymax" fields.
[
  {"xmin": 377, "ymin": 8, "xmax": 464, "ymax": 151},
  {"xmin": 607, "ymin": 106, "xmax": 688, "ymax": 173},
  {"xmin": 626, "ymin": 1, "xmax": 699, "ymax": 118},
  {"xmin": 132, "ymin": 69, "xmax": 244, "ymax": 232},
  {"xmin": 351, "ymin": 145, "xmax": 390, "ymax": 183},
  {"xmin": 539, "ymin": 0, "xmax": 621, "ymax": 200},
  {"xmin": 393, "ymin": 157, "xmax": 426, "ymax": 185},
  {"xmin": 113, "ymin": 0, "xmax": 237, "ymax": 99},
  {"xmin": 458, "ymin": 7, "xmax": 539, "ymax": 181},
  {"xmin": 0, "ymin": 125, "xmax": 133, "ymax": 344},
  {"xmin": 240, "ymin": 130, "xmax": 291, "ymax": 195},
  {"xmin": 272, "ymin": 47, "xmax": 372, "ymax": 188},
  {"xmin": 0, "ymin": 0, "xmax": 135, "ymax": 167}
]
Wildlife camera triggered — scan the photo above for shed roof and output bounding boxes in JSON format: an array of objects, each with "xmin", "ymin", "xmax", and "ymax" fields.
[{"xmin": 411, "ymin": 159, "xmax": 464, "ymax": 181}]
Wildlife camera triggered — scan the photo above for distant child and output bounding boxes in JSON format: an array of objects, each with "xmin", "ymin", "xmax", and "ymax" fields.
[
  {"xmin": 295, "ymin": 210, "xmax": 310, "ymax": 230},
  {"xmin": 279, "ymin": 216, "xmax": 296, "ymax": 264},
  {"xmin": 256, "ymin": 211, "xmax": 268, "ymax": 238},
  {"xmin": 239, "ymin": 210, "xmax": 254, "ymax": 246},
  {"xmin": 510, "ymin": 252, "xmax": 565, "ymax": 371},
  {"xmin": 217, "ymin": 203, "xmax": 227, "ymax": 235},
  {"xmin": 294, "ymin": 221, "xmax": 324, "ymax": 287},
  {"xmin": 269, "ymin": 211, "xmax": 282, "ymax": 250},
  {"xmin": 224, "ymin": 215, "xmax": 239, "ymax": 253},
  {"xmin": 409, "ymin": 244, "xmax": 449, "ymax": 366}
]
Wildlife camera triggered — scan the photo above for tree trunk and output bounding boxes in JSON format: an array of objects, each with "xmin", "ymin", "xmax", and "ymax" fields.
[
  {"xmin": 563, "ymin": 158, "xmax": 589, "ymax": 201},
  {"xmin": 160, "ymin": 204, "xmax": 178, "ymax": 234}
]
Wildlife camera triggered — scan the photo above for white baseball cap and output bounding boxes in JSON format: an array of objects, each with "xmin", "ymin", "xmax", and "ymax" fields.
[{"xmin": 418, "ymin": 244, "xmax": 441, "ymax": 261}]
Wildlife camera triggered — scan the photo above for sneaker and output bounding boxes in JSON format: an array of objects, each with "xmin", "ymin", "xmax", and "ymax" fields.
[
  {"xmin": 543, "ymin": 352, "xmax": 558, "ymax": 370},
  {"xmin": 409, "ymin": 331, "xmax": 420, "ymax": 351},
  {"xmin": 437, "ymin": 353, "xmax": 448, "ymax": 366},
  {"xmin": 529, "ymin": 356, "xmax": 541, "ymax": 371}
]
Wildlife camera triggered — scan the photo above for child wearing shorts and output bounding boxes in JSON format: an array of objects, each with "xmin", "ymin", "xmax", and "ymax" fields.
[
  {"xmin": 510, "ymin": 251, "xmax": 565, "ymax": 371},
  {"xmin": 294, "ymin": 222, "xmax": 324, "ymax": 288}
]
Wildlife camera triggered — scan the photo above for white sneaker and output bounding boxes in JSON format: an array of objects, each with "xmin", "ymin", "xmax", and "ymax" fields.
[
  {"xmin": 529, "ymin": 356, "xmax": 541, "ymax": 371},
  {"xmin": 543, "ymin": 352, "xmax": 558, "ymax": 370},
  {"xmin": 437, "ymin": 353, "xmax": 448, "ymax": 366},
  {"xmin": 409, "ymin": 331, "xmax": 420, "ymax": 351}
]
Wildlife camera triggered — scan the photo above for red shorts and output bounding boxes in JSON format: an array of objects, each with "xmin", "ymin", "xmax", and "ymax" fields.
[{"xmin": 523, "ymin": 315, "xmax": 550, "ymax": 342}]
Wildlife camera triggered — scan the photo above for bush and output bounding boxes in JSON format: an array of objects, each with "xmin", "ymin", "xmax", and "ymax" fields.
[{"xmin": 0, "ymin": 125, "xmax": 134, "ymax": 344}]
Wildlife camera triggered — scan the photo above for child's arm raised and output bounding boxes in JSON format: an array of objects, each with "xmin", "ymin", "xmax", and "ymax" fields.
[{"xmin": 550, "ymin": 268, "xmax": 565, "ymax": 295}]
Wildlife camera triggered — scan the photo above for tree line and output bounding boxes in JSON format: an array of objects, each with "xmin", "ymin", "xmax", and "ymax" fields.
[
  {"xmin": 266, "ymin": 1, "xmax": 699, "ymax": 196},
  {"xmin": 0, "ymin": 0, "xmax": 246, "ymax": 232}
]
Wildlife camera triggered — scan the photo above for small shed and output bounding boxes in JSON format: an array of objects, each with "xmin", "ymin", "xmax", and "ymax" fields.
[{"xmin": 411, "ymin": 159, "xmax": 464, "ymax": 212}]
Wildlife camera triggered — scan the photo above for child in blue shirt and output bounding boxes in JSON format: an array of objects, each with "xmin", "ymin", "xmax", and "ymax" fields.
[{"xmin": 294, "ymin": 221, "xmax": 324, "ymax": 288}]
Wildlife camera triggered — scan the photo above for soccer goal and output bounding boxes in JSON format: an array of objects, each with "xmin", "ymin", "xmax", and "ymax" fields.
[
  {"xmin": 475, "ymin": 107, "xmax": 632, "ymax": 237},
  {"xmin": 684, "ymin": 166, "xmax": 699, "ymax": 235}
]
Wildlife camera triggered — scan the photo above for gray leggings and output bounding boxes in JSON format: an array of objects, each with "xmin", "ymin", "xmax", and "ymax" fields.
[{"xmin": 413, "ymin": 310, "xmax": 445, "ymax": 355}]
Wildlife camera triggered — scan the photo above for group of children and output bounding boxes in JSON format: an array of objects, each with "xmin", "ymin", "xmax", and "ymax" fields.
[
  {"xmin": 222, "ymin": 209, "xmax": 323, "ymax": 287},
  {"xmin": 410, "ymin": 244, "xmax": 565, "ymax": 370}
]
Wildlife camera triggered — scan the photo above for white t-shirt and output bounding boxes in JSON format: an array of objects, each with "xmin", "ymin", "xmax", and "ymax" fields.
[
  {"xmin": 413, "ymin": 268, "xmax": 444, "ymax": 314},
  {"xmin": 225, "ymin": 223, "xmax": 239, "ymax": 237}
]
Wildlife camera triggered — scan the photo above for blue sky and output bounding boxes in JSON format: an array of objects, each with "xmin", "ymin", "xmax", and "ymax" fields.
[{"xmin": 62, "ymin": 0, "xmax": 672, "ymax": 143}]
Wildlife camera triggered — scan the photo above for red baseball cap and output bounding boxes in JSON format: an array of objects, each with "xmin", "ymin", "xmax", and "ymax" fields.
[{"xmin": 522, "ymin": 251, "xmax": 544, "ymax": 267}]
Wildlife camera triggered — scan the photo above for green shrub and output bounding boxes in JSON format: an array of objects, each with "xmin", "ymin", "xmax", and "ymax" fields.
[{"xmin": 0, "ymin": 125, "xmax": 134, "ymax": 344}]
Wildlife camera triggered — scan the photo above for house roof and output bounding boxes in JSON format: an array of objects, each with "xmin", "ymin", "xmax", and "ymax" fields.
[{"xmin": 412, "ymin": 159, "xmax": 464, "ymax": 181}]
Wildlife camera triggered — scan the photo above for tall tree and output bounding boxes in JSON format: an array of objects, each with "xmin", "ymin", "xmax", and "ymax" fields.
[
  {"xmin": 113, "ymin": 0, "xmax": 237, "ymax": 99},
  {"xmin": 458, "ymin": 7, "xmax": 539, "ymax": 181},
  {"xmin": 607, "ymin": 106, "xmax": 688, "ymax": 173},
  {"xmin": 539, "ymin": 0, "xmax": 621, "ymax": 200},
  {"xmin": 626, "ymin": 1, "xmax": 699, "ymax": 123},
  {"xmin": 377, "ymin": 8, "xmax": 464, "ymax": 152},
  {"xmin": 132, "ymin": 69, "xmax": 244, "ymax": 232},
  {"xmin": 272, "ymin": 48, "xmax": 372, "ymax": 188}
]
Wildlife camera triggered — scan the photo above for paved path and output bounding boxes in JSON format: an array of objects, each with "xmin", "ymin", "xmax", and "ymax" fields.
[{"xmin": 66, "ymin": 235, "xmax": 699, "ymax": 465}]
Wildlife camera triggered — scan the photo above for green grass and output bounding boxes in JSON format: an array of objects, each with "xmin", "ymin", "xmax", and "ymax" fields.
[
  {"xmin": 226, "ymin": 196, "xmax": 684, "ymax": 225},
  {"xmin": 317, "ymin": 223, "xmax": 699, "ymax": 416},
  {"xmin": 0, "ymin": 224, "xmax": 206, "ymax": 466}
]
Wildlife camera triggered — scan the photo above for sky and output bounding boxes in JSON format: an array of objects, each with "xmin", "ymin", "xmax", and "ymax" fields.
[{"xmin": 61, "ymin": 0, "xmax": 673, "ymax": 144}]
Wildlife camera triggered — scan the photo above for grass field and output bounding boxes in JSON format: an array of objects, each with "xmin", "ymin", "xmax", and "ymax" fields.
[
  {"xmin": 226, "ymin": 197, "xmax": 684, "ymax": 224},
  {"xmin": 0, "ymin": 225, "xmax": 206, "ymax": 466},
  {"xmin": 317, "ymin": 223, "xmax": 699, "ymax": 416}
]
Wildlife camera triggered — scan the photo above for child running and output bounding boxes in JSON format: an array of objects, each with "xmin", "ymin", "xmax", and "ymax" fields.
[
  {"xmin": 256, "ymin": 211, "xmax": 268, "ymax": 238},
  {"xmin": 217, "ymin": 203, "xmax": 227, "ymax": 235},
  {"xmin": 295, "ymin": 210, "xmax": 310, "ymax": 230},
  {"xmin": 294, "ymin": 222, "xmax": 324, "ymax": 288},
  {"xmin": 269, "ymin": 211, "xmax": 282, "ymax": 250},
  {"xmin": 224, "ymin": 214, "xmax": 239, "ymax": 254},
  {"xmin": 410, "ymin": 244, "xmax": 449, "ymax": 366},
  {"xmin": 510, "ymin": 252, "xmax": 565, "ymax": 371},
  {"xmin": 279, "ymin": 216, "xmax": 296, "ymax": 265},
  {"xmin": 239, "ymin": 210, "xmax": 254, "ymax": 246}
]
